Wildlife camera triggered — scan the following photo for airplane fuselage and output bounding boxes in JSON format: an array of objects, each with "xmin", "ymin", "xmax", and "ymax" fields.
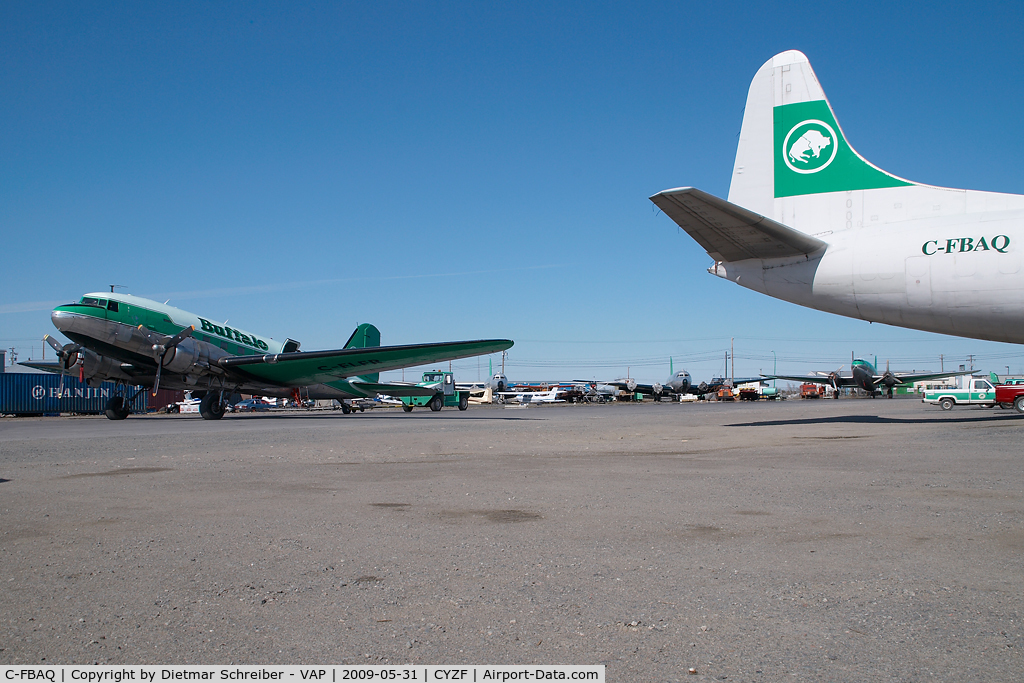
[
  {"xmin": 712, "ymin": 198, "xmax": 1024, "ymax": 344},
  {"xmin": 51, "ymin": 293, "xmax": 380, "ymax": 400},
  {"xmin": 850, "ymin": 360, "xmax": 879, "ymax": 393}
]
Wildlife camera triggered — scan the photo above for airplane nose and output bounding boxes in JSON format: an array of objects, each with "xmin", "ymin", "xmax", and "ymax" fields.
[{"xmin": 51, "ymin": 309, "xmax": 77, "ymax": 332}]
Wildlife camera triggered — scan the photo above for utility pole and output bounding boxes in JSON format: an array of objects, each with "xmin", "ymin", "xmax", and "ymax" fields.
[
  {"xmin": 940, "ymin": 354, "xmax": 944, "ymax": 372},
  {"xmin": 967, "ymin": 354, "xmax": 975, "ymax": 370},
  {"xmin": 731, "ymin": 337, "xmax": 734, "ymax": 386}
]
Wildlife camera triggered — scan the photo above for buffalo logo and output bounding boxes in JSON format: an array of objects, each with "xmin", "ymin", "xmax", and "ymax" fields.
[{"xmin": 783, "ymin": 120, "xmax": 837, "ymax": 174}]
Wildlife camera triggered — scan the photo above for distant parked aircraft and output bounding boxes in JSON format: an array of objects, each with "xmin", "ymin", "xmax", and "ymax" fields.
[
  {"xmin": 497, "ymin": 387, "xmax": 565, "ymax": 404},
  {"xmin": 767, "ymin": 358, "xmax": 969, "ymax": 398}
]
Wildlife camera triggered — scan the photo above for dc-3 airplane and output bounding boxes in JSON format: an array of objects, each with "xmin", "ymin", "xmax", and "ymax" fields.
[
  {"xmin": 651, "ymin": 50, "xmax": 1024, "ymax": 345},
  {"xmin": 31, "ymin": 292, "xmax": 513, "ymax": 420},
  {"xmin": 767, "ymin": 358, "xmax": 969, "ymax": 399}
]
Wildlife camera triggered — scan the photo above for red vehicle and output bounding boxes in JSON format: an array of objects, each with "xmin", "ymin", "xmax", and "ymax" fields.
[
  {"xmin": 994, "ymin": 380, "xmax": 1024, "ymax": 412},
  {"xmin": 800, "ymin": 383, "xmax": 822, "ymax": 399}
]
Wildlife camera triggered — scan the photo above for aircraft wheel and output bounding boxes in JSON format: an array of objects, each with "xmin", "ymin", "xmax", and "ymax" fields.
[
  {"xmin": 104, "ymin": 396, "xmax": 130, "ymax": 420},
  {"xmin": 939, "ymin": 398, "xmax": 954, "ymax": 411},
  {"xmin": 402, "ymin": 404, "xmax": 414, "ymax": 413},
  {"xmin": 340, "ymin": 403, "xmax": 351, "ymax": 414},
  {"xmin": 429, "ymin": 395, "xmax": 443, "ymax": 412},
  {"xmin": 458, "ymin": 393, "xmax": 469, "ymax": 411},
  {"xmin": 200, "ymin": 391, "xmax": 226, "ymax": 420},
  {"xmin": 1014, "ymin": 396, "xmax": 1024, "ymax": 414}
]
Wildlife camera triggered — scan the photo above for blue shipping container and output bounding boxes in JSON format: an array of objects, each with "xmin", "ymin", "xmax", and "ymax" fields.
[{"xmin": 0, "ymin": 373, "xmax": 148, "ymax": 415}]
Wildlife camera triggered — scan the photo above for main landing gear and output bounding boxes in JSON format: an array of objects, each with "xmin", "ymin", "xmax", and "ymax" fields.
[
  {"xmin": 200, "ymin": 391, "xmax": 226, "ymax": 420},
  {"xmin": 103, "ymin": 384, "xmax": 147, "ymax": 420},
  {"xmin": 104, "ymin": 396, "xmax": 131, "ymax": 420}
]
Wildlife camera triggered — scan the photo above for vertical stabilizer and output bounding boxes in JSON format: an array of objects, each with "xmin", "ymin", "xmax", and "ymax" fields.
[
  {"xmin": 344, "ymin": 323, "xmax": 381, "ymax": 382},
  {"xmin": 729, "ymin": 50, "xmax": 912, "ymax": 218}
]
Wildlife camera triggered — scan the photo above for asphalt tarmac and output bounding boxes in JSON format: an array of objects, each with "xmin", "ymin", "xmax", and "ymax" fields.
[{"xmin": 2, "ymin": 398, "xmax": 1023, "ymax": 681}]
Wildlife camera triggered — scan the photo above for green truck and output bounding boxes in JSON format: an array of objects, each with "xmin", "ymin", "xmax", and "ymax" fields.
[
  {"xmin": 401, "ymin": 371, "xmax": 470, "ymax": 412},
  {"xmin": 922, "ymin": 377, "xmax": 997, "ymax": 410}
]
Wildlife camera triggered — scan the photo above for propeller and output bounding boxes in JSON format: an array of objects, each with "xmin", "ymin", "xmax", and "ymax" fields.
[
  {"xmin": 625, "ymin": 378, "xmax": 637, "ymax": 393},
  {"xmin": 827, "ymin": 365, "xmax": 845, "ymax": 397},
  {"xmin": 44, "ymin": 334, "xmax": 82, "ymax": 397},
  {"xmin": 145, "ymin": 325, "xmax": 195, "ymax": 396},
  {"xmin": 879, "ymin": 359, "xmax": 899, "ymax": 388}
]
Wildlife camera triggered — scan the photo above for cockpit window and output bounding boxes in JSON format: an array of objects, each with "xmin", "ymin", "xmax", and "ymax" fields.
[
  {"xmin": 81, "ymin": 297, "xmax": 101, "ymax": 306},
  {"xmin": 107, "ymin": 301, "xmax": 119, "ymax": 312}
]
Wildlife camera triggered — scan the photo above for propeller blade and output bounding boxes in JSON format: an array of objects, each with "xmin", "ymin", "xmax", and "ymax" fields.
[
  {"xmin": 167, "ymin": 325, "xmax": 195, "ymax": 348},
  {"xmin": 44, "ymin": 334, "xmax": 64, "ymax": 356},
  {"xmin": 152, "ymin": 363, "xmax": 163, "ymax": 396}
]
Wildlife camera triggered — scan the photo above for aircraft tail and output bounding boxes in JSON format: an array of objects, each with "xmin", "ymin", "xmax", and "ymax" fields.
[
  {"xmin": 344, "ymin": 323, "xmax": 381, "ymax": 382},
  {"xmin": 728, "ymin": 50, "xmax": 914, "ymax": 221}
]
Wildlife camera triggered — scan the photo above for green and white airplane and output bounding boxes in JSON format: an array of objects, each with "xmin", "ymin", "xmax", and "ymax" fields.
[
  {"xmin": 33, "ymin": 292, "xmax": 513, "ymax": 420},
  {"xmin": 652, "ymin": 50, "xmax": 1024, "ymax": 344},
  {"xmin": 766, "ymin": 358, "xmax": 968, "ymax": 399}
]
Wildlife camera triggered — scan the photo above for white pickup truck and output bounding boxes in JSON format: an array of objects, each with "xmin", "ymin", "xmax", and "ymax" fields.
[{"xmin": 922, "ymin": 378, "xmax": 997, "ymax": 410}]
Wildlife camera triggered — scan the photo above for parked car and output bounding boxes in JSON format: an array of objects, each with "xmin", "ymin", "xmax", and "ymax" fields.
[{"xmin": 234, "ymin": 398, "xmax": 271, "ymax": 412}]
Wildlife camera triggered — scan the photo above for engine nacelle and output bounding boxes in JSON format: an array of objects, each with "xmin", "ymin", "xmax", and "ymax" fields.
[
  {"xmin": 80, "ymin": 349, "xmax": 134, "ymax": 383},
  {"xmin": 161, "ymin": 337, "xmax": 205, "ymax": 374}
]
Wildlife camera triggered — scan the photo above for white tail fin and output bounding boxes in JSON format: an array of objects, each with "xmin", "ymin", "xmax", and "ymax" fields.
[{"xmin": 729, "ymin": 50, "xmax": 913, "ymax": 219}]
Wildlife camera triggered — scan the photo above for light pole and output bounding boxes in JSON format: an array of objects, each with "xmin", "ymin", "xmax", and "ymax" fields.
[{"xmin": 771, "ymin": 350, "xmax": 777, "ymax": 389}]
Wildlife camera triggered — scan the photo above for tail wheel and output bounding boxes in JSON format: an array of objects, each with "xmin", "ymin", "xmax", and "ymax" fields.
[
  {"xmin": 200, "ymin": 391, "xmax": 226, "ymax": 420},
  {"xmin": 939, "ymin": 398, "xmax": 954, "ymax": 411},
  {"xmin": 429, "ymin": 394, "xmax": 443, "ymax": 412},
  {"xmin": 402, "ymin": 404, "xmax": 414, "ymax": 413},
  {"xmin": 104, "ymin": 396, "xmax": 130, "ymax": 420},
  {"xmin": 458, "ymin": 393, "xmax": 469, "ymax": 411}
]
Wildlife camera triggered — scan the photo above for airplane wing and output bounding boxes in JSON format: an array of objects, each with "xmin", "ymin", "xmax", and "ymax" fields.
[
  {"xmin": 877, "ymin": 370, "xmax": 974, "ymax": 385},
  {"xmin": 217, "ymin": 339, "xmax": 513, "ymax": 387},
  {"xmin": 650, "ymin": 187, "xmax": 827, "ymax": 261},
  {"xmin": 16, "ymin": 361, "xmax": 64, "ymax": 374},
  {"xmin": 764, "ymin": 374, "xmax": 857, "ymax": 387}
]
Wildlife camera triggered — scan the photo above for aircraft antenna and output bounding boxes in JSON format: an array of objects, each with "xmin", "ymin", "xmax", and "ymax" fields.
[{"xmin": 109, "ymin": 284, "xmax": 126, "ymax": 293}]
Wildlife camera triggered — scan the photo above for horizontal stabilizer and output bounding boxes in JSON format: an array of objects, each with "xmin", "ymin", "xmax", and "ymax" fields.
[
  {"xmin": 650, "ymin": 187, "xmax": 826, "ymax": 262},
  {"xmin": 346, "ymin": 381, "xmax": 437, "ymax": 397}
]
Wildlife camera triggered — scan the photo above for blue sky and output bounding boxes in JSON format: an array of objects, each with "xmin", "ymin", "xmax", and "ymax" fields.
[{"xmin": 3, "ymin": 1, "xmax": 1024, "ymax": 384}]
